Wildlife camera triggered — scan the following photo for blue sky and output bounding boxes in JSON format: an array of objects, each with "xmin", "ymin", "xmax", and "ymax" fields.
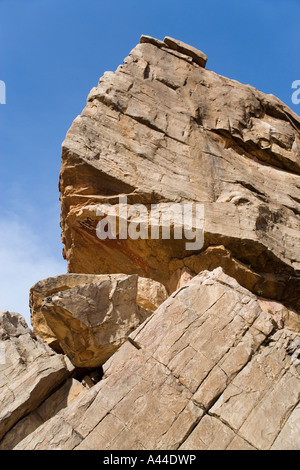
[{"xmin": 0, "ymin": 0, "xmax": 299, "ymax": 325}]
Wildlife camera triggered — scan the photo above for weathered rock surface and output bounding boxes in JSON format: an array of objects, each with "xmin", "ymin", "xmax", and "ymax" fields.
[
  {"xmin": 38, "ymin": 274, "xmax": 154, "ymax": 368},
  {"xmin": 59, "ymin": 35, "xmax": 300, "ymax": 312},
  {"xmin": 30, "ymin": 273, "xmax": 167, "ymax": 353},
  {"xmin": 30, "ymin": 273, "xmax": 120, "ymax": 349},
  {"xmin": 0, "ymin": 311, "xmax": 75, "ymax": 447},
  {"xmin": 15, "ymin": 270, "xmax": 300, "ymax": 450},
  {"xmin": 5, "ymin": 36, "xmax": 300, "ymax": 451},
  {"xmin": 163, "ymin": 36, "xmax": 207, "ymax": 67},
  {"xmin": 0, "ymin": 378, "xmax": 85, "ymax": 450}
]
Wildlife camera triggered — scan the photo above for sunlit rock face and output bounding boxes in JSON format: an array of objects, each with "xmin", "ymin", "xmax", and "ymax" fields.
[
  {"xmin": 59, "ymin": 35, "xmax": 300, "ymax": 312},
  {"xmin": 15, "ymin": 269, "xmax": 300, "ymax": 450},
  {"xmin": 5, "ymin": 36, "xmax": 300, "ymax": 451}
]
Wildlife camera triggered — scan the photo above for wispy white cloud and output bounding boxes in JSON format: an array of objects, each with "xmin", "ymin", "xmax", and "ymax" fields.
[{"xmin": 0, "ymin": 212, "xmax": 67, "ymax": 327}]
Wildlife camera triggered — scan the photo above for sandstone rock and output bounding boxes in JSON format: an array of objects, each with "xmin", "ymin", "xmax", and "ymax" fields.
[
  {"xmin": 0, "ymin": 378, "xmax": 84, "ymax": 450},
  {"xmin": 271, "ymin": 404, "xmax": 300, "ymax": 450},
  {"xmin": 59, "ymin": 35, "xmax": 300, "ymax": 313},
  {"xmin": 39, "ymin": 274, "xmax": 152, "ymax": 368},
  {"xmin": 140, "ymin": 34, "xmax": 207, "ymax": 68},
  {"xmin": 30, "ymin": 273, "xmax": 167, "ymax": 351},
  {"xmin": 136, "ymin": 276, "xmax": 168, "ymax": 310},
  {"xmin": 9, "ymin": 37, "xmax": 300, "ymax": 451},
  {"xmin": 0, "ymin": 412, "xmax": 43, "ymax": 451},
  {"xmin": 36, "ymin": 378, "xmax": 85, "ymax": 422},
  {"xmin": 15, "ymin": 269, "xmax": 300, "ymax": 450},
  {"xmin": 82, "ymin": 375, "xmax": 95, "ymax": 389},
  {"xmin": 168, "ymin": 267, "xmax": 194, "ymax": 293},
  {"xmin": 30, "ymin": 273, "xmax": 126, "ymax": 349},
  {"xmin": 163, "ymin": 36, "xmax": 207, "ymax": 67},
  {"xmin": 258, "ymin": 298, "xmax": 300, "ymax": 333},
  {"xmin": 140, "ymin": 35, "xmax": 165, "ymax": 48},
  {"xmin": 0, "ymin": 311, "xmax": 74, "ymax": 445}
]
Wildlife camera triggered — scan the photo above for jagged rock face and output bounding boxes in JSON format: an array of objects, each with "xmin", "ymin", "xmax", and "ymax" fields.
[
  {"xmin": 15, "ymin": 269, "xmax": 300, "ymax": 450},
  {"xmin": 5, "ymin": 36, "xmax": 300, "ymax": 451},
  {"xmin": 60, "ymin": 35, "xmax": 300, "ymax": 311},
  {"xmin": 30, "ymin": 273, "xmax": 167, "ymax": 365},
  {"xmin": 0, "ymin": 311, "xmax": 76, "ymax": 448}
]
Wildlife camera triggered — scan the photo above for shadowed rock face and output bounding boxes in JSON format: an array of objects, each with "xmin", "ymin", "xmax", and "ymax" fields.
[
  {"xmin": 15, "ymin": 269, "xmax": 300, "ymax": 450},
  {"xmin": 59, "ymin": 35, "xmax": 300, "ymax": 311},
  {"xmin": 0, "ymin": 311, "xmax": 76, "ymax": 447}
]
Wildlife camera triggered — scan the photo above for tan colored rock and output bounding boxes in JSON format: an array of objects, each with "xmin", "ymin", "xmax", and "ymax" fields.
[
  {"xmin": 30, "ymin": 273, "xmax": 167, "ymax": 350},
  {"xmin": 136, "ymin": 276, "xmax": 168, "ymax": 310},
  {"xmin": 180, "ymin": 415, "xmax": 236, "ymax": 450},
  {"xmin": 36, "ymin": 378, "xmax": 85, "ymax": 422},
  {"xmin": 10, "ymin": 37, "xmax": 300, "ymax": 451},
  {"xmin": 30, "ymin": 273, "xmax": 126, "ymax": 349},
  {"xmin": 169, "ymin": 245, "xmax": 261, "ymax": 295},
  {"xmin": 140, "ymin": 35, "xmax": 165, "ymax": 48},
  {"xmin": 0, "ymin": 311, "xmax": 74, "ymax": 445},
  {"xmin": 271, "ymin": 405, "xmax": 300, "ymax": 450},
  {"xmin": 82, "ymin": 375, "xmax": 95, "ymax": 389},
  {"xmin": 59, "ymin": 35, "xmax": 300, "ymax": 313},
  {"xmin": 168, "ymin": 267, "xmax": 194, "ymax": 293},
  {"xmin": 258, "ymin": 299, "xmax": 300, "ymax": 332},
  {"xmin": 40, "ymin": 274, "xmax": 152, "ymax": 367},
  {"xmin": 140, "ymin": 34, "xmax": 207, "ymax": 67},
  {"xmin": 0, "ymin": 378, "xmax": 84, "ymax": 450},
  {"xmin": 15, "ymin": 415, "xmax": 82, "ymax": 451},
  {"xmin": 163, "ymin": 36, "xmax": 207, "ymax": 67},
  {"xmin": 15, "ymin": 269, "xmax": 300, "ymax": 450},
  {"xmin": 0, "ymin": 413, "xmax": 43, "ymax": 451}
]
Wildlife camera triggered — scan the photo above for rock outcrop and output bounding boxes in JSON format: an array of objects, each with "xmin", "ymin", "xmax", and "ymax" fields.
[
  {"xmin": 59, "ymin": 34, "xmax": 300, "ymax": 313},
  {"xmin": 2, "ymin": 35, "xmax": 300, "ymax": 451},
  {"xmin": 0, "ymin": 311, "xmax": 78, "ymax": 449},
  {"xmin": 39, "ymin": 275, "xmax": 151, "ymax": 368},
  {"xmin": 15, "ymin": 270, "xmax": 300, "ymax": 450},
  {"xmin": 30, "ymin": 273, "xmax": 167, "ymax": 366},
  {"xmin": 0, "ymin": 378, "xmax": 85, "ymax": 450}
]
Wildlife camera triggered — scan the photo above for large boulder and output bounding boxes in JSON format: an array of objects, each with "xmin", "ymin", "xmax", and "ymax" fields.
[
  {"xmin": 59, "ymin": 35, "xmax": 300, "ymax": 312},
  {"xmin": 35, "ymin": 274, "xmax": 158, "ymax": 368},
  {"xmin": 15, "ymin": 269, "xmax": 300, "ymax": 450},
  {"xmin": 30, "ymin": 273, "xmax": 168, "ymax": 352}
]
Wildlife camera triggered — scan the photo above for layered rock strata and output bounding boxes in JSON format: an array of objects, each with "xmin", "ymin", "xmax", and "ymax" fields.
[
  {"xmin": 59, "ymin": 35, "xmax": 300, "ymax": 313},
  {"xmin": 2, "ymin": 35, "xmax": 300, "ymax": 451}
]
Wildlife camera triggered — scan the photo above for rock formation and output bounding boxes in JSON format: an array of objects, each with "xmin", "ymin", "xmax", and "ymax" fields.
[
  {"xmin": 38, "ymin": 275, "xmax": 151, "ymax": 368},
  {"xmin": 1, "ymin": 35, "xmax": 300, "ymax": 450},
  {"xmin": 14, "ymin": 270, "xmax": 300, "ymax": 450},
  {"xmin": 59, "ymin": 35, "xmax": 300, "ymax": 312},
  {"xmin": 0, "ymin": 311, "xmax": 78, "ymax": 448},
  {"xmin": 30, "ymin": 273, "xmax": 167, "ymax": 365}
]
